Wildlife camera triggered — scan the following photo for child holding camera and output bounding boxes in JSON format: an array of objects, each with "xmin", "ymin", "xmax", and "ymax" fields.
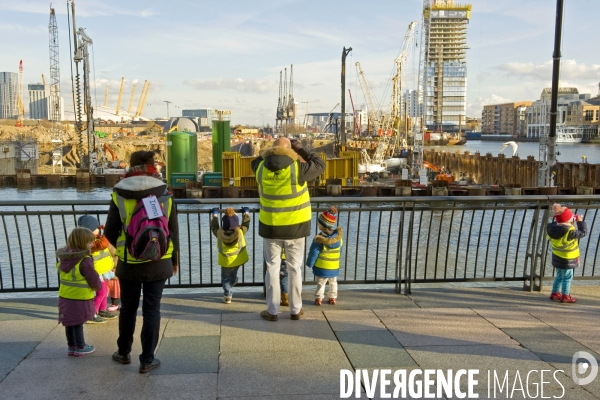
[
  {"xmin": 211, "ymin": 207, "xmax": 251, "ymax": 304},
  {"xmin": 547, "ymin": 203, "xmax": 587, "ymax": 303}
]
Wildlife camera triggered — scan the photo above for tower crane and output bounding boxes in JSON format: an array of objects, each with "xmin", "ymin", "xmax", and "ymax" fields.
[
  {"xmin": 16, "ymin": 60, "xmax": 24, "ymax": 128},
  {"xmin": 355, "ymin": 61, "xmax": 382, "ymax": 134},
  {"xmin": 276, "ymin": 71, "xmax": 283, "ymax": 132},
  {"xmin": 287, "ymin": 64, "xmax": 295, "ymax": 127},
  {"xmin": 49, "ymin": 6, "xmax": 63, "ymax": 173}
]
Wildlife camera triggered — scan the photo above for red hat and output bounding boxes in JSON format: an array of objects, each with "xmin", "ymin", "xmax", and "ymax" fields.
[{"xmin": 553, "ymin": 203, "xmax": 573, "ymax": 223}]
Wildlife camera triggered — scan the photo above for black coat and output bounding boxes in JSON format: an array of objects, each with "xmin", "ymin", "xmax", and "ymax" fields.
[
  {"xmin": 251, "ymin": 145, "xmax": 326, "ymax": 239},
  {"xmin": 104, "ymin": 175, "xmax": 180, "ymax": 282}
]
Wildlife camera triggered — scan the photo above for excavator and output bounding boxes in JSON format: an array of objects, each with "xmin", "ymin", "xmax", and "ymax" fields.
[{"xmin": 422, "ymin": 161, "xmax": 455, "ymax": 184}]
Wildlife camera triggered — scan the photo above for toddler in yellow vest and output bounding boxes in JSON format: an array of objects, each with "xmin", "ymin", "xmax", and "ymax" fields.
[
  {"xmin": 547, "ymin": 203, "xmax": 587, "ymax": 303},
  {"xmin": 307, "ymin": 206, "xmax": 343, "ymax": 305},
  {"xmin": 211, "ymin": 207, "xmax": 251, "ymax": 303},
  {"xmin": 56, "ymin": 227, "xmax": 102, "ymax": 356}
]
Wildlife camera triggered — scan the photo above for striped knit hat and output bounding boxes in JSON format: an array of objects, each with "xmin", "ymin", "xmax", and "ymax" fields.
[{"xmin": 318, "ymin": 206, "xmax": 337, "ymax": 230}]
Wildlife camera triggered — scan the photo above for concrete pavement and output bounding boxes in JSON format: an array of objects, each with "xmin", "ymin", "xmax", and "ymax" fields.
[{"xmin": 1, "ymin": 283, "xmax": 600, "ymax": 399}]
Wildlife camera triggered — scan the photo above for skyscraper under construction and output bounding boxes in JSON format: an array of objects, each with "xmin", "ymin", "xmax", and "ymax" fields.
[{"xmin": 424, "ymin": 0, "xmax": 471, "ymax": 133}]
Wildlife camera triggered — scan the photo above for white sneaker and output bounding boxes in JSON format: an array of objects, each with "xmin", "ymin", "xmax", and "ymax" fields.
[{"xmin": 222, "ymin": 296, "xmax": 232, "ymax": 304}]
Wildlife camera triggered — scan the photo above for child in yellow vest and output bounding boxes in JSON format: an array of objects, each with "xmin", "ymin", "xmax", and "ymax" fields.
[
  {"xmin": 56, "ymin": 227, "xmax": 102, "ymax": 356},
  {"xmin": 78, "ymin": 215, "xmax": 118, "ymax": 323},
  {"xmin": 211, "ymin": 207, "xmax": 251, "ymax": 304},
  {"xmin": 547, "ymin": 204, "xmax": 587, "ymax": 303},
  {"xmin": 307, "ymin": 206, "xmax": 343, "ymax": 305}
]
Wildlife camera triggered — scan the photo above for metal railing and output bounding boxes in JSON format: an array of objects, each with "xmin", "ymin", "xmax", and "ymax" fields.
[{"xmin": 0, "ymin": 196, "xmax": 598, "ymax": 294}]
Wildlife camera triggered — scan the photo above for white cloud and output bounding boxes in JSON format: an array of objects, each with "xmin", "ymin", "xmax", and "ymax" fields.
[
  {"xmin": 497, "ymin": 60, "xmax": 600, "ymax": 81},
  {"xmin": 184, "ymin": 77, "xmax": 279, "ymax": 94},
  {"xmin": 467, "ymin": 94, "xmax": 512, "ymax": 118}
]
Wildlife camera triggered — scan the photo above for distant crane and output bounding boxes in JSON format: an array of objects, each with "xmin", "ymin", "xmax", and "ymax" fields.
[
  {"xmin": 115, "ymin": 77, "xmax": 124, "ymax": 115},
  {"xmin": 49, "ymin": 5, "xmax": 63, "ymax": 173},
  {"xmin": 16, "ymin": 60, "xmax": 24, "ymax": 127},
  {"xmin": 286, "ymin": 64, "xmax": 295, "ymax": 127},
  {"xmin": 356, "ymin": 61, "xmax": 382, "ymax": 134},
  {"xmin": 276, "ymin": 71, "xmax": 283, "ymax": 132}
]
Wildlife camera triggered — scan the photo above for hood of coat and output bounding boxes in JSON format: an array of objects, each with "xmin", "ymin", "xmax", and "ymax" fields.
[
  {"xmin": 55, "ymin": 247, "xmax": 90, "ymax": 273},
  {"xmin": 260, "ymin": 146, "xmax": 298, "ymax": 173},
  {"xmin": 113, "ymin": 175, "xmax": 168, "ymax": 200},
  {"xmin": 217, "ymin": 228, "xmax": 241, "ymax": 245},
  {"xmin": 315, "ymin": 227, "xmax": 343, "ymax": 246},
  {"xmin": 547, "ymin": 222, "xmax": 572, "ymax": 240}
]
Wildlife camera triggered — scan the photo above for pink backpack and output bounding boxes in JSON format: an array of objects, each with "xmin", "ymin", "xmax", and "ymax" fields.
[{"xmin": 117, "ymin": 194, "xmax": 171, "ymax": 261}]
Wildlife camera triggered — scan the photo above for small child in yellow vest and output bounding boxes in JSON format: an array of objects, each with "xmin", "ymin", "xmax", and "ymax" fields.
[
  {"xmin": 547, "ymin": 204, "xmax": 587, "ymax": 303},
  {"xmin": 306, "ymin": 206, "xmax": 343, "ymax": 305},
  {"xmin": 211, "ymin": 207, "xmax": 251, "ymax": 304},
  {"xmin": 56, "ymin": 227, "xmax": 102, "ymax": 357}
]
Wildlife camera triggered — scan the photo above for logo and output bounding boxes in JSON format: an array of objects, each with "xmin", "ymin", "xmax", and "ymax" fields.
[{"xmin": 572, "ymin": 351, "xmax": 598, "ymax": 385}]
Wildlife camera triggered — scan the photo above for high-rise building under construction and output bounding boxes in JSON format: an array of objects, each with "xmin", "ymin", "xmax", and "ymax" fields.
[{"xmin": 424, "ymin": 0, "xmax": 471, "ymax": 133}]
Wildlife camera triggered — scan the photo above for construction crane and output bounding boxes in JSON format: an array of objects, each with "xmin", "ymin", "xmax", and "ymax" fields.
[
  {"xmin": 49, "ymin": 5, "xmax": 63, "ymax": 173},
  {"xmin": 115, "ymin": 77, "xmax": 124, "ymax": 115},
  {"xmin": 16, "ymin": 60, "xmax": 24, "ymax": 128},
  {"xmin": 69, "ymin": 0, "xmax": 96, "ymax": 170},
  {"xmin": 287, "ymin": 64, "xmax": 295, "ymax": 127},
  {"xmin": 127, "ymin": 83, "xmax": 136, "ymax": 114},
  {"xmin": 355, "ymin": 61, "xmax": 382, "ymax": 134},
  {"xmin": 276, "ymin": 71, "xmax": 283, "ymax": 132},
  {"xmin": 412, "ymin": 0, "xmax": 432, "ymax": 180}
]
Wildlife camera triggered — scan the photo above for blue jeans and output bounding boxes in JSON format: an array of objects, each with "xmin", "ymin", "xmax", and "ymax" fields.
[
  {"xmin": 552, "ymin": 268, "xmax": 573, "ymax": 295},
  {"xmin": 222, "ymin": 266, "xmax": 240, "ymax": 296},
  {"xmin": 280, "ymin": 259, "xmax": 288, "ymax": 294}
]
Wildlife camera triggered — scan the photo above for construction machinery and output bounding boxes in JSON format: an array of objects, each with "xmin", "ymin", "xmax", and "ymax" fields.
[
  {"xmin": 356, "ymin": 61, "xmax": 383, "ymax": 134},
  {"xmin": 49, "ymin": 6, "xmax": 63, "ymax": 173}
]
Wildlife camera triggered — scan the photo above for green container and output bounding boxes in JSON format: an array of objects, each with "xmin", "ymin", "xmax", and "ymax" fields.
[
  {"xmin": 166, "ymin": 131, "xmax": 197, "ymax": 185},
  {"xmin": 203, "ymin": 172, "xmax": 223, "ymax": 187},
  {"xmin": 212, "ymin": 120, "xmax": 230, "ymax": 172},
  {"xmin": 170, "ymin": 172, "xmax": 197, "ymax": 188}
]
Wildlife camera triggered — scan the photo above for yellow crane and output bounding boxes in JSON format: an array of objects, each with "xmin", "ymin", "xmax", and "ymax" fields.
[
  {"xmin": 134, "ymin": 80, "xmax": 150, "ymax": 118},
  {"xmin": 127, "ymin": 83, "xmax": 136, "ymax": 114},
  {"xmin": 115, "ymin": 77, "xmax": 124, "ymax": 115}
]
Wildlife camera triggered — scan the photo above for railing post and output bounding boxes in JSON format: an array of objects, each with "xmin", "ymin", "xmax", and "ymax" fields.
[
  {"xmin": 523, "ymin": 201, "xmax": 549, "ymax": 292},
  {"xmin": 403, "ymin": 203, "xmax": 415, "ymax": 295}
]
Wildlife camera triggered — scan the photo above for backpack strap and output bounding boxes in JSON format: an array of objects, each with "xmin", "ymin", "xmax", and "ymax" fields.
[{"xmin": 115, "ymin": 194, "xmax": 129, "ymax": 231}]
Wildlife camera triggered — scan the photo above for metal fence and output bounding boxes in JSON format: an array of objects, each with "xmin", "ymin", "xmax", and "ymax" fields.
[{"xmin": 0, "ymin": 196, "xmax": 599, "ymax": 294}]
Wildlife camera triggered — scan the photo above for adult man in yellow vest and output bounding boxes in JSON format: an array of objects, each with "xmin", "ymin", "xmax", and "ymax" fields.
[{"xmin": 252, "ymin": 137, "xmax": 326, "ymax": 321}]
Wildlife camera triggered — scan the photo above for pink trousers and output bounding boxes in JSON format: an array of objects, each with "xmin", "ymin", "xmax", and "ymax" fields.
[{"xmin": 94, "ymin": 280, "xmax": 108, "ymax": 314}]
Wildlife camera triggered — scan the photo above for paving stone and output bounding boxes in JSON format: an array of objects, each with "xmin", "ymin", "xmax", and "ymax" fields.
[
  {"xmin": 376, "ymin": 308, "xmax": 518, "ymax": 347},
  {"xmin": 217, "ymin": 349, "xmax": 351, "ymax": 397},
  {"xmin": 336, "ymin": 330, "xmax": 417, "ymax": 369},
  {"xmin": 0, "ymin": 342, "xmax": 37, "ymax": 382},
  {"xmin": 0, "ymin": 319, "xmax": 57, "ymax": 342},
  {"xmin": 142, "ymin": 373, "xmax": 217, "ymax": 399},
  {"xmin": 152, "ymin": 336, "xmax": 219, "ymax": 375},
  {"xmin": 163, "ymin": 314, "xmax": 221, "ymax": 337},
  {"xmin": 0, "ymin": 298, "xmax": 57, "ymax": 321},
  {"xmin": 473, "ymin": 306, "xmax": 549, "ymax": 329},
  {"xmin": 0, "ymin": 356, "xmax": 147, "ymax": 400},
  {"xmin": 324, "ymin": 309, "xmax": 387, "ymax": 331}
]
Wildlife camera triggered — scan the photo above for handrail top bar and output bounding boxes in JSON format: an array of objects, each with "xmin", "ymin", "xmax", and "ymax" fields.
[{"xmin": 0, "ymin": 195, "xmax": 598, "ymax": 207}]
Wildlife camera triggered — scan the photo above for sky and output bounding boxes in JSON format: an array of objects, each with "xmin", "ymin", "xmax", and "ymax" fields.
[{"xmin": 1, "ymin": 0, "xmax": 599, "ymax": 126}]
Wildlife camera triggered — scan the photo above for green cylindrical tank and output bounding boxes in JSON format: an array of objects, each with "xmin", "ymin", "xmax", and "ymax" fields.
[
  {"xmin": 212, "ymin": 120, "xmax": 230, "ymax": 172},
  {"xmin": 166, "ymin": 131, "xmax": 197, "ymax": 186}
]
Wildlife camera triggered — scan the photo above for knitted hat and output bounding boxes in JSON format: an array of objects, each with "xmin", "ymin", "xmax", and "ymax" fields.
[
  {"xmin": 78, "ymin": 215, "xmax": 100, "ymax": 232},
  {"xmin": 318, "ymin": 206, "xmax": 337, "ymax": 230},
  {"xmin": 552, "ymin": 203, "xmax": 573, "ymax": 223},
  {"xmin": 221, "ymin": 207, "xmax": 240, "ymax": 231}
]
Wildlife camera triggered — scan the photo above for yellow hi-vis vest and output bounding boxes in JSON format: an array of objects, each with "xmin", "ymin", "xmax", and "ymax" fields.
[
  {"xmin": 57, "ymin": 256, "xmax": 95, "ymax": 300},
  {"xmin": 92, "ymin": 248, "xmax": 114, "ymax": 275},
  {"xmin": 112, "ymin": 192, "xmax": 174, "ymax": 264},
  {"xmin": 256, "ymin": 161, "xmax": 311, "ymax": 227},
  {"xmin": 548, "ymin": 226, "xmax": 579, "ymax": 259},
  {"xmin": 314, "ymin": 239, "xmax": 343, "ymax": 270},
  {"xmin": 217, "ymin": 233, "xmax": 249, "ymax": 268}
]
